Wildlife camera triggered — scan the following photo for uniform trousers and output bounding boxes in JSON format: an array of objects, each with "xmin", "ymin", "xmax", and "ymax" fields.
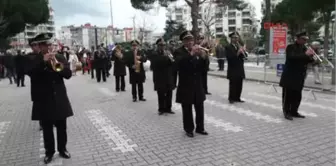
[
  {"xmin": 282, "ymin": 87, "xmax": 302, "ymax": 115},
  {"xmin": 16, "ymin": 71, "xmax": 25, "ymax": 87},
  {"xmin": 132, "ymin": 83, "xmax": 144, "ymax": 99},
  {"xmin": 90, "ymin": 68, "xmax": 95, "ymax": 79},
  {"xmin": 157, "ymin": 89, "xmax": 172, "ymax": 112},
  {"xmin": 40, "ymin": 120, "xmax": 67, "ymax": 156},
  {"xmin": 202, "ymin": 72, "xmax": 208, "ymax": 93},
  {"xmin": 115, "ymin": 76, "xmax": 125, "ymax": 91},
  {"xmin": 228, "ymin": 78, "xmax": 243, "ymax": 101},
  {"xmin": 181, "ymin": 101, "xmax": 205, "ymax": 133},
  {"xmin": 96, "ymin": 68, "xmax": 106, "ymax": 82},
  {"xmin": 217, "ymin": 59, "xmax": 225, "ymax": 70}
]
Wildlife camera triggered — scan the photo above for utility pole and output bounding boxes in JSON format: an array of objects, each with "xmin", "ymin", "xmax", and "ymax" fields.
[
  {"xmin": 109, "ymin": 0, "xmax": 115, "ymax": 44},
  {"xmin": 264, "ymin": 0, "xmax": 271, "ymax": 67},
  {"xmin": 132, "ymin": 15, "xmax": 136, "ymax": 40},
  {"xmin": 94, "ymin": 27, "xmax": 98, "ymax": 49},
  {"xmin": 332, "ymin": 13, "xmax": 335, "ymax": 85}
]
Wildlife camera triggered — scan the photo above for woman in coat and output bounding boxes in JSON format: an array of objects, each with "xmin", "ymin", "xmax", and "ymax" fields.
[{"xmin": 68, "ymin": 50, "xmax": 79, "ymax": 75}]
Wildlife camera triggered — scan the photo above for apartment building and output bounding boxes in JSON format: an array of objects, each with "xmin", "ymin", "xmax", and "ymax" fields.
[
  {"xmin": 11, "ymin": 5, "xmax": 56, "ymax": 49},
  {"xmin": 166, "ymin": 1, "xmax": 258, "ymax": 39}
]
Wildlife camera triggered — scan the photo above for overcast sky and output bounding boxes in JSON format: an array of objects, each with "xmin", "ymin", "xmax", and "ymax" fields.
[{"xmin": 50, "ymin": 0, "xmax": 263, "ymax": 35}]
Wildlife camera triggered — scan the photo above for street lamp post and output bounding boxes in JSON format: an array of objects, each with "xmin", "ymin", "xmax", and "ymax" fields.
[
  {"xmin": 331, "ymin": 17, "xmax": 335, "ymax": 85},
  {"xmin": 109, "ymin": 0, "xmax": 115, "ymax": 44}
]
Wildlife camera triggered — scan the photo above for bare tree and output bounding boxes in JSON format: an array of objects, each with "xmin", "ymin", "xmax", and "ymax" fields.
[
  {"xmin": 198, "ymin": 0, "xmax": 216, "ymax": 40},
  {"xmin": 136, "ymin": 12, "xmax": 157, "ymax": 44}
]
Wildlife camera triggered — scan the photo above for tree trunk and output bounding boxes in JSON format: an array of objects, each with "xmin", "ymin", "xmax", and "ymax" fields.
[
  {"xmin": 190, "ymin": 0, "xmax": 200, "ymax": 38},
  {"xmin": 323, "ymin": 12, "xmax": 331, "ymax": 57}
]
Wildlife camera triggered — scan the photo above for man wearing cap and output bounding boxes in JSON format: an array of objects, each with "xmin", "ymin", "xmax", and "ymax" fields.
[
  {"xmin": 124, "ymin": 40, "xmax": 147, "ymax": 102},
  {"xmin": 150, "ymin": 38, "xmax": 175, "ymax": 115},
  {"xmin": 24, "ymin": 33, "xmax": 73, "ymax": 164},
  {"xmin": 94, "ymin": 45, "xmax": 107, "ymax": 82},
  {"xmin": 280, "ymin": 32, "xmax": 315, "ymax": 120},
  {"xmin": 173, "ymin": 30, "xmax": 208, "ymax": 137},
  {"xmin": 15, "ymin": 50, "xmax": 26, "ymax": 87},
  {"xmin": 225, "ymin": 32, "xmax": 246, "ymax": 104}
]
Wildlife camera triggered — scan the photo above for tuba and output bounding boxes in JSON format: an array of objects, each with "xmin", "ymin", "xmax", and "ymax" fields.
[{"xmin": 134, "ymin": 49, "xmax": 141, "ymax": 73}]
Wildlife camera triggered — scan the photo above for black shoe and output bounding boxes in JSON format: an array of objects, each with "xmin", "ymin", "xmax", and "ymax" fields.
[
  {"xmin": 196, "ymin": 130, "xmax": 209, "ymax": 135},
  {"xmin": 292, "ymin": 113, "xmax": 305, "ymax": 118},
  {"xmin": 139, "ymin": 98, "xmax": 146, "ymax": 101},
  {"xmin": 39, "ymin": 127, "xmax": 43, "ymax": 131},
  {"xmin": 166, "ymin": 110, "xmax": 175, "ymax": 114},
  {"xmin": 133, "ymin": 98, "xmax": 137, "ymax": 102},
  {"xmin": 116, "ymin": 89, "xmax": 120, "ymax": 92},
  {"xmin": 22, "ymin": 85, "xmax": 25, "ymax": 87},
  {"xmin": 186, "ymin": 132, "xmax": 194, "ymax": 137},
  {"xmin": 229, "ymin": 100, "xmax": 235, "ymax": 104},
  {"xmin": 158, "ymin": 112, "xmax": 164, "ymax": 115},
  {"xmin": 236, "ymin": 99, "xmax": 245, "ymax": 103},
  {"xmin": 59, "ymin": 151, "xmax": 71, "ymax": 159},
  {"xmin": 206, "ymin": 92, "xmax": 211, "ymax": 95},
  {"xmin": 284, "ymin": 114, "xmax": 293, "ymax": 120},
  {"xmin": 43, "ymin": 155, "xmax": 53, "ymax": 164},
  {"xmin": 121, "ymin": 89, "xmax": 125, "ymax": 92}
]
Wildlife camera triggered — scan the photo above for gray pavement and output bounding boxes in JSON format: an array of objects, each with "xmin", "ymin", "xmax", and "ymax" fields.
[
  {"xmin": 0, "ymin": 71, "xmax": 335, "ymax": 166},
  {"xmin": 208, "ymin": 62, "xmax": 335, "ymax": 93}
]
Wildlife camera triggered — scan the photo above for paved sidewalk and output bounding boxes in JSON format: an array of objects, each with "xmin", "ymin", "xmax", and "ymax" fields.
[{"xmin": 0, "ymin": 73, "xmax": 335, "ymax": 166}]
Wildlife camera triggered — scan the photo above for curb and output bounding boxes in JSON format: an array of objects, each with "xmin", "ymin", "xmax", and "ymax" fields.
[{"xmin": 208, "ymin": 72, "xmax": 336, "ymax": 95}]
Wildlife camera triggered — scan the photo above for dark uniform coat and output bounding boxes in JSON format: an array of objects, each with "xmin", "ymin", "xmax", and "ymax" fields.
[
  {"xmin": 94, "ymin": 50, "xmax": 106, "ymax": 69},
  {"xmin": 150, "ymin": 50, "xmax": 174, "ymax": 91},
  {"xmin": 124, "ymin": 50, "xmax": 147, "ymax": 84},
  {"xmin": 280, "ymin": 43, "xmax": 314, "ymax": 91},
  {"xmin": 24, "ymin": 53, "xmax": 74, "ymax": 121},
  {"xmin": 15, "ymin": 54, "xmax": 26, "ymax": 72},
  {"xmin": 174, "ymin": 47, "xmax": 206, "ymax": 104},
  {"xmin": 225, "ymin": 44, "xmax": 246, "ymax": 79},
  {"xmin": 111, "ymin": 50, "xmax": 126, "ymax": 76}
]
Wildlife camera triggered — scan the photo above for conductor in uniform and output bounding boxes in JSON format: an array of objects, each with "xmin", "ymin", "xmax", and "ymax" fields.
[
  {"xmin": 174, "ymin": 31, "xmax": 208, "ymax": 138},
  {"xmin": 150, "ymin": 38, "xmax": 175, "ymax": 115},
  {"xmin": 225, "ymin": 32, "xmax": 246, "ymax": 104},
  {"xmin": 24, "ymin": 33, "xmax": 73, "ymax": 164},
  {"xmin": 124, "ymin": 40, "xmax": 147, "ymax": 102},
  {"xmin": 280, "ymin": 32, "xmax": 314, "ymax": 120}
]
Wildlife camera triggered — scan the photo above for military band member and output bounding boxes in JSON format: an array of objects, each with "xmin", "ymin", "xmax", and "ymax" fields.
[
  {"xmin": 24, "ymin": 33, "xmax": 73, "ymax": 164},
  {"xmin": 280, "ymin": 32, "xmax": 315, "ymax": 120},
  {"xmin": 94, "ymin": 46, "xmax": 107, "ymax": 82},
  {"xmin": 124, "ymin": 40, "xmax": 147, "ymax": 102},
  {"xmin": 151, "ymin": 38, "xmax": 175, "ymax": 115},
  {"xmin": 174, "ymin": 31, "xmax": 208, "ymax": 138},
  {"xmin": 225, "ymin": 32, "xmax": 246, "ymax": 104},
  {"xmin": 112, "ymin": 44, "xmax": 126, "ymax": 92},
  {"xmin": 196, "ymin": 34, "xmax": 211, "ymax": 95},
  {"xmin": 15, "ymin": 50, "xmax": 26, "ymax": 87}
]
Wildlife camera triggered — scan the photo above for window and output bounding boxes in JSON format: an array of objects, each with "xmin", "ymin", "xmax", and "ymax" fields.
[
  {"xmin": 228, "ymin": 12, "xmax": 236, "ymax": 17},
  {"xmin": 175, "ymin": 8, "xmax": 182, "ymax": 13},
  {"xmin": 215, "ymin": 13, "xmax": 222, "ymax": 18},
  {"xmin": 242, "ymin": 12, "xmax": 250, "ymax": 17},
  {"xmin": 216, "ymin": 27, "xmax": 223, "ymax": 32},
  {"xmin": 228, "ymin": 19, "xmax": 236, "ymax": 25},
  {"xmin": 242, "ymin": 19, "xmax": 252, "ymax": 24},
  {"xmin": 216, "ymin": 34, "xmax": 224, "ymax": 38},
  {"xmin": 176, "ymin": 15, "xmax": 183, "ymax": 21},
  {"xmin": 228, "ymin": 27, "xmax": 236, "ymax": 32}
]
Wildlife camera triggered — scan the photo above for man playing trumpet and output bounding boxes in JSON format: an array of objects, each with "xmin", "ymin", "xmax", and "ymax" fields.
[
  {"xmin": 112, "ymin": 44, "xmax": 127, "ymax": 92},
  {"xmin": 225, "ymin": 32, "xmax": 246, "ymax": 104},
  {"xmin": 150, "ymin": 38, "xmax": 175, "ymax": 115},
  {"xmin": 280, "ymin": 31, "xmax": 315, "ymax": 120},
  {"xmin": 24, "ymin": 33, "xmax": 74, "ymax": 164}
]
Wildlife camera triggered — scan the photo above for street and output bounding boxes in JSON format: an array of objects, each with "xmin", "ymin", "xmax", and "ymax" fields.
[{"xmin": 0, "ymin": 71, "xmax": 335, "ymax": 166}]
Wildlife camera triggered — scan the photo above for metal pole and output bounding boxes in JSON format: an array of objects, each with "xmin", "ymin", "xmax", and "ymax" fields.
[
  {"xmin": 109, "ymin": 0, "xmax": 115, "ymax": 43},
  {"xmin": 132, "ymin": 16, "xmax": 136, "ymax": 40},
  {"xmin": 94, "ymin": 28, "xmax": 98, "ymax": 49}
]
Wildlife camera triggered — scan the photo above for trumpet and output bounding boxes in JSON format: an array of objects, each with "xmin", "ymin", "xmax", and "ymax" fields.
[
  {"xmin": 236, "ymin": 42, "xmax": 248, "ymax": 59},
  {"xmin": 164, "ymin": 50, "xmax": 174, "ymax": 62},
  {"xmin": 305, "ymin": 45, "xmax": 334, "ymax": 69},
  {"xmin": 47, "ymin": 50, "xmax": 63, "ymax": 72}
]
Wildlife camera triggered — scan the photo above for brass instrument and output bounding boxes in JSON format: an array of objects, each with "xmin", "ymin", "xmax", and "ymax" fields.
[
  {"xmin": 305, "ymin": 45, "xmax": 334, "ymax": 69},
  {"xmin": 164, "ymin": 50, "xmax": 174, "ymax": 62},
  {"xmin": 134, "ymin": 49, "xmax": 141, "ymax": 73},
  {"xmin": 49, "ymin": 51, "xmax": 63, "ymax": 72},
  {"xmin": 115, "ymin": 47, "xmax": 123, "ymax": 59},
  {"xmin": 236, "ymin": 42, "xmax": 248, "ymax": 59}
]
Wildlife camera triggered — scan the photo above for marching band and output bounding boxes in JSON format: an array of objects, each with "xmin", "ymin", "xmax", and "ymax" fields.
[{"xmin": 0, "ymin": 29, "xmax": 330, "ymax": 164}]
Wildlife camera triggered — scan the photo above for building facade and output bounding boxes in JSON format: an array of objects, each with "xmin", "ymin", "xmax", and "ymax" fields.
[
  {"xmin": 166, "ymin": 1, "xmax": 258, "ymax": 39},
  {"xmin": 261, "ymin": 0, "xmax": 283, "ymax": 13},
  {"xmin": 11, "ymin": 2, "xmax": 56, "ymax": 49}
]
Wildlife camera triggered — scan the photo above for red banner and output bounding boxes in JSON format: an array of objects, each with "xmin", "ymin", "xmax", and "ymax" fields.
[{"xmin": 272, "ymin": 28, "xmax": 287, "ymax": 55}]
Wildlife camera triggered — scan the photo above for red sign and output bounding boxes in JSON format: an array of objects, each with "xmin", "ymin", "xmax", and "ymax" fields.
[
  {"xmin": 264, "ymin": 22, "xmax": 288, "ymax": 30},
  {"xmin": 272, "ymin": 28, "xmax": 287, "ymax": 55}
]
